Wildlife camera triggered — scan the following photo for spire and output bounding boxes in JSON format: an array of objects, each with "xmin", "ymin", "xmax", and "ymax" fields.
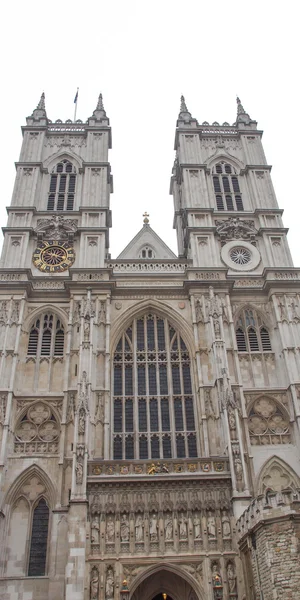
[
  {"xmin": 96, "ymin": 93, "xmax": 106, "ymax": 114},
  {"xmin": 235, "ymin": 96, "xmax": 252, "ymax": 125},
  {"xmin": 89, "ymin": 92, "xmax": 109, "ymax": 126},
  {"xmin": 27, "ymin": 91, "xmax": 47, "ymax": 124},
  {"xmin": 177, "ymin": 94, "xmax": 198, "ymax": 127},
  {"xmin": 37, "ymin": 92, "xmax": 45, "ymax": 111},
  {"xmin": 180, "ymin": 95, "xmax": 189, "ymax": 113}
]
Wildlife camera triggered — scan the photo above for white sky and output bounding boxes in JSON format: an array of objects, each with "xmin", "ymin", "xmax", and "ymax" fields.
[{"xmin": 1, "ymin": 0, "xmax": 299, "ymax": 262}]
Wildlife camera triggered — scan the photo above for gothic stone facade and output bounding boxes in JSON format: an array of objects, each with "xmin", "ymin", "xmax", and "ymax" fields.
[{"xmin": 0, "ymin": 94, "xmax": 300, "ymax": 600}]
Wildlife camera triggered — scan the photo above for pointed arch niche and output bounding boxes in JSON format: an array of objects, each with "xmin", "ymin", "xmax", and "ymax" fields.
[
  {"xmin": 2, "ymin": 465, "xmax": 55, "ymax": 577},
  {"xmin": 256, "ymin": 456, "xmax": 300, "ymax": 496},
  {"xmin": 130, "ymin": 563, "xmax": 204, "ymax": 600},
  {"xmin": 112, "ymin": 311, "xmax": 198, "ymax": 461}
]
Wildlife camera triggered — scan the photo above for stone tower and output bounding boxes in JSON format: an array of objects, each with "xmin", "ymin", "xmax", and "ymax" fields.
[{"xmin": 0, "ymin": 93, "xmax": 300, "ymax": 600}]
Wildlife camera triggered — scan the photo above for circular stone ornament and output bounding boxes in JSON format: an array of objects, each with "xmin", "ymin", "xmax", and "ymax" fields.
[{"xmin": 221, "ymin": 240, "xmax": 261, "ymax": 271}]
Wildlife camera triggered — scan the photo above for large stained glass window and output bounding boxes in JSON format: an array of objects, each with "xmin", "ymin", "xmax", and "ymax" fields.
[{"xmin": 113, "ymin": 313, "xmax": 197, "ymax": 460}]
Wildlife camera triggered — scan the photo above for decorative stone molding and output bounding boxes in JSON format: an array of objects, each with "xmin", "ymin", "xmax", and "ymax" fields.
[
  {"xmin": 221, "ymin": 240, "xmax": 261, "ymax": 271},
  {"xmin": 88, "ymin": 458, "xmax": 229, "ymax": 477},
  {"xmin": 215, "ymin": 217, "xmax": 257, "ymax": 245},
  {"xmin": 109, "ymin": 263, "xmax": 187, "ymax": 273},
  {"xmin": 35, "ymin": 215, "xmax": 78, "ymax": 241}
]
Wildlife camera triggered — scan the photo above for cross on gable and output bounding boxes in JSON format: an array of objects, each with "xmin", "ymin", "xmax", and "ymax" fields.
[{"xmin": 22, "ymin": 476, "xmax": 45, "ymax": 501}]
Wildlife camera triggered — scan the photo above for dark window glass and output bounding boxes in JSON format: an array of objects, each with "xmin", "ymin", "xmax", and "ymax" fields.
[
  {"xmin": 114, "ymin": 399, "xmax": 122, "ymax": 432},
  {"xmin": 157, "ymin": 319, "xmax": 165, "ymax": 350},
  {"xmin": 113, "ymin": 436, "xmax": 122, "ymax": 459},
  {"xmin": 163, "ymin": 435, "xmax": 172, "ymax": 458},
  {"xmin": 150, "ymin": 399, "xmax": 159, "ymax": 431},
  {"xmin": 68, "ymin": 174, "xmax": 76, "ymax": 192},
  {"xmin": 182, "ymin": 365, "xmax": 192, "ymax": 394},
  {"xmin": 213, "ymin": 176, "xmax": 221, "ymax": 192},
  {"xmin": 139, "ymin": 435, "xmax": 148, "ymax": 459},
  {"xmin": 49, "ymin": 175, "xmax": 57, "ymax": 193},
  {"xmin": 59, "ymin": 174, "xmax": 66, "ymax": 193},
  {"xmin": 67, "ymin": 195, "xmax": 74, "ymax": 210},
  {"xmin": 66, "ymin": 162, "xmax": 72, "ymax": 173},
  {"xmin": 148, "ymin": 364, "xmax": 157, "ymax": 395},
  {"xmin": 159, "ymin": 365, "xmax": 168, "ymax": 394},
  {"xmin": 225, "ymin": 164, "xmax": 232, "ymax": 174},
  {"xmin": 138, "ymin": 399, "xmax": 147, "ymax": 431},
  {"xmin": 125, "ymin": 399, "xmax": 133, "ymax": 432},
  {"xmin": 56, "ymin": 163, "xmax": 63, "ymax": 173},
  {"xmin": 54, "ymin": 328, "xmax": 64, "ymax": 355},
  {"xmin": 232, "ymin": 176, "xmax": 240, "ymax": 192},
  {"xmin": 235, "ymin": 195, "xmax": 244, "ymax": 210},
  {"xmin": 260, "ymin": 327, "xmax": 272, "ymax": 351},
  {"xmin": 185, "ymin": 398, "xmax": 195, "ymax": 430},
  {"xmin": 216, "ymin": 164, "xmax": 222, "ymax": 174},
  {"xmin": 248, "ymin": 327, "xmax": 259, "ymax": 351},
  {"xmin": 125, "ymin": 435, "xmax": 134, "ymax": 459},
  {"xmin": 114, "ymin": 366, "xmax": 122, "ymax": 395},
  {"xmin": 41, "ymin": 330, "xmax": 51, "ymax": 355},
  {"xmin": 138, "ymin": 366, "xmax": 146, "ymax": 395},
  {"xmin": 125, "ymin": 366, "xmax": 133, "ymax": 396},
  {"xmin": 174, "ymin": 399, "xmax": 184, "ymax": 431},
  {"xmin": 172, "ymin": 365, "xmax": 181, "ymax": 394},
  {"xmin": 137, "ymin": 319, "xmax": 144, "ymax": 350},
  {"xmin": 226, "ymin": 195, "xmax": 234, "ymax": 210},
  {"xmin": 176, "ymin": 434, "xmax": 185, "ymax": 458},
  {"xmin": 147, "ymin": 318, "xmax": 155, "ymax": 350},
  {"xmin": 47, "ymin": 195, "xmax": 55, "ymax": 211},
  {"xmin": 57, "ymin": 195, "xmax": 64, "ymax": 211},
  {"xmin": 216, "ymin": 195, "xmax": 224, "ymax": 210},
  {"xmin": 28, "ymin": 499, "xmax": 49, "ymax": 576},
  {"xmin": 222, "ymin": 177, "xmax": 231, "ymax": 193},
  {"xmin": 188, "ymin": 433, "xmax": 197, "ymax": 457},
  {"xmin": 161, "ymin": 399, "xmax": 170, "ymax": 430},
  {"xmin": 236, "ymin": 328, "xmax": 247, "ymax": 352},
  {"xmin": 151, "ymin": 435, "xmax": 160, "ymax": 458},
  {"xmin": 28, "ymin": 327, "xmax": 39, "ymax": 355}
]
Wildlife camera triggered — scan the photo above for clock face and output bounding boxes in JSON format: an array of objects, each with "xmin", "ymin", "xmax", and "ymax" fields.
[{"xmin": 33, "ymin": 240, "xmax": 75, "ymax": 272}]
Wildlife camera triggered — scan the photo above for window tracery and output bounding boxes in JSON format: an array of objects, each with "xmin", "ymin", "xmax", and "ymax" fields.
[
  {"xmin": 139, "ymin": 246, "xmax": 155, "ymax": 259},
  {"xmin": 235, "ymin": 309, "xmax": 271, "ymax": 352},
  {"xmin": 47, "ymin": 160, "xmax": 76, "ymax": 211},
  {"xmin": 248, "ymin": 397, "xmax": 291, "ymax": 445},
  {"xmin": 28, "ymin": 498, "xmax": 49, "ymax": 576},
  {"xmin": 28, "ymin": 313, "xmax": 64, "ymax": 358},
  {"xmin": 113, "ymin": 313, "xmax": 197, "ymax": 460},
  {"xmin": 14, "ymin": 401, "xmax": 60, "ymax": 454},
  {"xmin": 212, "ymin": 162, "xmax": 243, "ymax": 211}
]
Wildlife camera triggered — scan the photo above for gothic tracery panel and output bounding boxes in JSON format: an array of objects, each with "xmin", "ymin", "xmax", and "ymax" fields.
[
  {"xmin": 14, "ymin": 401, "xmax": 60, "ymax": 454},
  {"xmin": 113, "ymin": 313, "xmax": 197, "ymax": 460},
  {"xmin": 248, "ymin": 397, "xmax": 290, "ymax": 445}
]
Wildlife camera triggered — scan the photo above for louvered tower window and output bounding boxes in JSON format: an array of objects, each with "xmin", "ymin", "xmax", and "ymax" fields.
[
  {"xmin": 235, "ymin": 309, "xmax": 272, "ymax": 352},
  {"xmin": 113, "ymin": 313, "xmax": 197, "ymax": 460},
  {"xmin": 47, "ymin": 160, "xmax": 76, "ymax": 211},
  {"xmin": 212, "ymin": 162, "xmax": 244, "ymax": 211},
  {"xmin": 27, "ymin": 314, "xmax": 65, "ymax": 357}
]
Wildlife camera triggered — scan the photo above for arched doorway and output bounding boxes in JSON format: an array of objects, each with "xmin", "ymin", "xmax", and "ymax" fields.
[{"xmin": 131, "ymin": 567, "xmax": 201, "ymax": 600}]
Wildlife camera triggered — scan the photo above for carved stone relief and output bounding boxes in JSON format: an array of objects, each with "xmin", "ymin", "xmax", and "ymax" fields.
[{"xmin": 14, "ymin": 401, "xmax": 60, "ymax": 454}]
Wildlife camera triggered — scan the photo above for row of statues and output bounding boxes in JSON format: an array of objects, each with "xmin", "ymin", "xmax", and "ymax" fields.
[{"xmin": 91, "ymin": 510, "xmax": 231, "ymax": 545}]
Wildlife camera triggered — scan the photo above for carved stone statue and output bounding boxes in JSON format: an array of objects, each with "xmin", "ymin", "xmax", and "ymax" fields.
[
  {"xmin": 149, "ymin": 513, "xmax": 158, "ymax": 541},
  {"xmin": 227, "ymin": 563, "xmax": 237, "ymax": 593},
  {"xmin": 193, "ymin": 513, "xmax": 201, "ymax": 539},
  {"xmin": 221, "ymin": 512, "xmax": 231, "ymax": 537},
  {"xmin": 75, "ymin": 460, "xmax": 83, "ymax": 485},
  {"xmin": 135, "ymin": 514, "xmax": 144, "ymax": 541},
  {"xmin": 91, "ymin": 516, "xmax": 100, "ymax": 544},
  {"xmin": 179, "ymin": 513, "xmax": 188, "ymax": 539},
  {"xmin": 120, "ymin": 514, "xmax": 129, "ymax": 542},
  {"xmin": 90, "ymin": 566, "xmax": 99, "ymax": 599},
  {"xmin": 212, "ymin": 563, "xmax": 222, "ymax": 587},
  {"xmin": 207, "ymin": 512, "xmax": 216, "ymax": 538},
  {"xmin": 78, "ymin": 408, "xmax": 85, "ymax": 435},
  {"xmin": 195, "ymin": 298, "xmax": 204, "ymax": 323},
  {"xmin": 106, "ymin": 516, "xmax": 115, "ymax": 543},
  {"xmin": 106, "ymin": 567, "xmax": 114, "ymax": 599},
  {"xmin": 164, "ymin": 514, "xmax": 173, "ymax": 540}
]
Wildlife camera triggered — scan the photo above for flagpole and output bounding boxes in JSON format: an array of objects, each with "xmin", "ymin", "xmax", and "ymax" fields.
[{"xmin": 73, "ymin": 87, "xmax": 79, "ymax": 122}]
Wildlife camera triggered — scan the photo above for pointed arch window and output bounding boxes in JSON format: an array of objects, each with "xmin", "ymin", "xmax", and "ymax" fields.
[
  {"xmin": 28, "ymin": 498, "xmax": 49, "ymax": 576},
  {"xmin": 47, "ymin": 160, "xmax": 76, "ymax": 211},
  {"xmin": 212, "ymin": 162, "xmax": 244, "ymax": 211},
  {"xmin": 27, "ymin": 313, "xmax": 65, "ymax": 358},
  {"xmin": 235, "ymin": 309, "xmax": 272, "ymax": 353},
  {"xmin": 113, "ymin": 313, "xmax": 197, "ymax": 460}
]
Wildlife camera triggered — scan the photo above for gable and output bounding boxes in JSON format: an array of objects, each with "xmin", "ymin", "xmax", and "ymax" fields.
[{"xmin": 117, "ymin": 224, "xmax": 177, "ymax": 260}]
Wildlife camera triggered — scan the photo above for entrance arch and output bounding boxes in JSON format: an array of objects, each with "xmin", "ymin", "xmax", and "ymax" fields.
[{"xmin": 130, "ymin": 565, "xmax": 203, "ymax": 600}]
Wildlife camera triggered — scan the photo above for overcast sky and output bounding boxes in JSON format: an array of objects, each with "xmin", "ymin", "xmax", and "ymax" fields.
[{"xmin": 1, "ymin": 0, "xmax": 299, "ymax": 263}]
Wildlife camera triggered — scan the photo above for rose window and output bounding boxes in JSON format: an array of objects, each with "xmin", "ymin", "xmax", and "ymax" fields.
[
  {"xmin": 14, "ymin": 401, "xmax": 60, "ymax": 454},
  {"xmin": 248, "ymin": 398, "xmax": 290, "ymax": 445},
  {"xmin": 230, "ymin": 247, "xmax": 251, "ymax": 265}
]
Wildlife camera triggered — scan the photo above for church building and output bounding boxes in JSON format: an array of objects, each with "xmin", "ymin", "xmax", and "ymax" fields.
[{"xmin": 0, "ymin": 92, "xmax": 300, "ymax": 600}]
